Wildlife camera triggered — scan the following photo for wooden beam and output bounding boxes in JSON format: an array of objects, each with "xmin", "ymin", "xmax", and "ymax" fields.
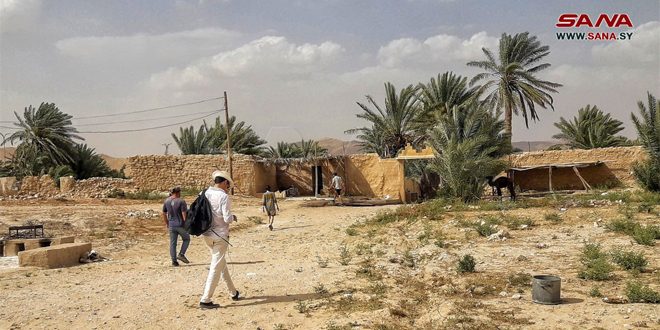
[
  {"xmin": 572, "ymin": 166, "xmax": 592, "ymax": 191},
  {"xmin": 548, "ymin": 166, "xmax": 553, "ymax": 192}
]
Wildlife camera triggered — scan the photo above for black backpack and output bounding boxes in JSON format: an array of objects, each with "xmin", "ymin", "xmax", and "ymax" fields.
[{"xmin": 184, "ymin": 189, "xmax": 214, "ymax": 236}]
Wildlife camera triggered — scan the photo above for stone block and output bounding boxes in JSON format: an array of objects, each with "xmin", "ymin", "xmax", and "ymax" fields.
[
  {"xmin": 60, "ymin": 176, "xmax": 75, "ymax": 193},
  {"xmin": 0, "ymin": 176, "xmax": 17, "ymax": 195},
  {"xmin": 18, "ymin": 243, "xmax": 92, "ymax": 268},
  {"xmin": 2, "ymin": 237, "xmax": 75, "ymax": 256}
]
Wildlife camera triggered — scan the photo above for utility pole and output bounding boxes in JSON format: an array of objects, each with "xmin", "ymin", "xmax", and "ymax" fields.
[
  {"xmin": 162, "ymin": 143, "xmax": 171, "ymax": 155},
  {"xmin": 224, "ymin": 91, "xmax": 233, "ymax": 195}
]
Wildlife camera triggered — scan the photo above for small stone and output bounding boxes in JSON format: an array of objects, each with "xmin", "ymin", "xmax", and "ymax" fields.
[
  {"xmin": 473, "ymin": 286, "xmax": 486, "ymax": 295},
  {"xmin": 499, "ymin": 291, "xmax": 508, "ymax": 297},
  {"xmin": 536, "ymin": 243, "xmax": 548, "ymax": 249},
  {"xmin": 516, "ymin": 255, "xmax": 528, "ymax": 262},
  {"xmin": 512, "ymin": 294, "xmax": 522, "ymax": 300}
]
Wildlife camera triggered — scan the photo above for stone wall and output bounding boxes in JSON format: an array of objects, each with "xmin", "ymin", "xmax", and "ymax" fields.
[
  {"xmin": 19, "ymin": 175, "xmax": 59, "ymax": 197},
  {"xmin": 126, "ymin": 154, "xmax": 261, "ymax": 196},
  {"xmin": 506, "ymin": 146, "xmax": 646, "ymax": 190}
]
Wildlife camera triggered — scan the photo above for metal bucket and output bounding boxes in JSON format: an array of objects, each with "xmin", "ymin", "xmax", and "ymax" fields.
[{"xmin": 532, "ymin": 275, "xmax": 561, "ymax": 305}]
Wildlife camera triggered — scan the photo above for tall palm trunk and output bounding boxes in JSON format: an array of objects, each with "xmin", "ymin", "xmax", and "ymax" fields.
[{"xmin": 504, "ymin": 102, "xmax": 513, "ymax": 150}]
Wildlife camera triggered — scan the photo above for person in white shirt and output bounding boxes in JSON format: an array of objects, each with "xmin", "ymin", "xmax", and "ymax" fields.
[
  {"xmin": 199, "ymin": 170, "xmax": 240, "ymax": 309},
  {"xmin": 331, "ymin": 172, "xmax": 343, "ymax": 199}
]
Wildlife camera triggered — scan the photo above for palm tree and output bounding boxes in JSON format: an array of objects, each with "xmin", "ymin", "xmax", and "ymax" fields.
[
  {"xmin": 416, "ymin": 72, "xmax": 477, "ymax": 134},
  {"xmin": 552, "ymin": 105, "xmax": 629, "ymax": 149},
  {"xmin": 171, "ymin": 125, "xmax": 212, "ymax": 155},
  {"xmin": 264, "ymin": 142, "xmax": 303, "ymax": 159},
  {"xmin": 347, "ymin": 125, "xmax": 388, "ymax": 157},
  {"xmin": 205, "ymin": 116, "xmax": 267, "ymax": 155},
  {"xmin": 631, "ymin": 92, "xmax": 660, "ymax": 191},
  {"xmin": 298, "ymin": 139, "xmax": 328, "ymax": 158},
  {"xmin": 69, "ymin": 143, "xmax": 113, "ymax": 179},
  {"xmin": 7, "ymin": 103, "xmax": 82, "ymax": 166},
  {"xmin": 468, "ymin": 32, "xmax": 562, "ymax": 149},
  {"xmin": 428, "ymin": 104, "xmax": 507, "ymax": 202},
  {"xmin": 345, "ymin": 82, "xmax": 421, "ymax": 158}
]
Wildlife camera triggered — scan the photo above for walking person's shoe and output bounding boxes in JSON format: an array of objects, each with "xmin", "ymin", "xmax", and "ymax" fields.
[
  {"xmin": 268, "ymin": 224, "xmax": 273, "ymax": 231},
  {"xmin": 231, "ymin": 290, "xmax": 241, "ymax": 301},
  {"xmin": 172, "ymin": 261, "xmax": 180, "ymax": 267},
  {"xmin": 177, "ymin": 254, "xmax": 190, "ymax": 264},
  {"xmin": 199, "ymin": 301, "xmax": 220, "ymax": 309}
]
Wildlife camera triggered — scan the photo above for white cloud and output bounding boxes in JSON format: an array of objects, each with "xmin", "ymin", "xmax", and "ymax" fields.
[
  {"xmin": 147, "ymin": 35, "xmax": 344, "ymax": 91},
  {"xmin": 377, "ymin": 31, "xmax": 498, "ymax": 68},
  {"xmin": 0, "ymin": 0, "xmax": 41, "ymax": 33},
  {"xmin": 591, "ymin": 21, "xmax": 660, "ymax": 65}
]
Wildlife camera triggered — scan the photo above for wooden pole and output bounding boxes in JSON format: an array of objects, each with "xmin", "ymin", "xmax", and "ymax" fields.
[
  {"xmin": 224, "ymin": 91, "xmax": 233, "ymax": 195},
  {"xmin": 548, "ymin": 166, "xmax": 553, "ymax": 192},
  {"xmin": 572, "ymin": 166, "xmax": 592, "ymax": 191}
]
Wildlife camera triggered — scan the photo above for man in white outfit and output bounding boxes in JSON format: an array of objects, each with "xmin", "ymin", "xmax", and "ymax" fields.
[{"xmin": 199, "ymin": 170, "xmax": 241, "ymax": 309}]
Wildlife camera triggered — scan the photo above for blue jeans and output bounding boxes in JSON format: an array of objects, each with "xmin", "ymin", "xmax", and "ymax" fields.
[{"xmin": 169, "ymin": 227, "xmax": 190, "ymax": 262}]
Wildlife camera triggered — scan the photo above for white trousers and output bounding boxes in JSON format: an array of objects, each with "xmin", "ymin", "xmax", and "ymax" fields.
[{"xmin": 200, "ymin": 236, "xmax": 236, "ymax": 303}]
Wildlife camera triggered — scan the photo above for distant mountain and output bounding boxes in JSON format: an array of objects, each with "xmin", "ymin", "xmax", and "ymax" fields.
[
  {"xmin": 512, "ymin": 141, "xmax": 557, "ymax": 152},
  {"xmin": 317, "ymin": 138, "xmax": 363, "ymax": 155}
]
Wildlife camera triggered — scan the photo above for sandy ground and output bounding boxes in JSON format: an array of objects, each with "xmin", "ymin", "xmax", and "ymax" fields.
[{"xmin": 0, "ymin": 196, "xmax": 658, "ymax": 330}]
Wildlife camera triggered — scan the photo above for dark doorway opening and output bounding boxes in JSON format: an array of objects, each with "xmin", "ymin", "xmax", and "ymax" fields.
[
  {"xmin": 312, "ymin": 166, "xmax": 323, "ymax": 196},
  {"xmin": 39, "ymin": 240, "xmax": 51, "ymax": 247},
  {"xmin": 17, "ymin": 243, "xmax": 25, "ymax": 252}
]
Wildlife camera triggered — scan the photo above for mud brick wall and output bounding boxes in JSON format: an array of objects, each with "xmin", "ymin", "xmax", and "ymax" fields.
[
  {"xmin": 126, "ymin": 154, "xmax": 264, "ymax": 196},
  {"xmin": 507, "ymin": 146, "xmax": 646, "ymax": 190},
  {"xmin": 275, "ymin": 154, "xmax": 404, "ymax": 199}
]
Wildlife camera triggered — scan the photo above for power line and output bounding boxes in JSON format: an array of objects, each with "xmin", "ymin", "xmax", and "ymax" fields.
[
  {"xmin": 78, "ymin": 111, "xmax": 220, "ymax": 134},
  {"xmin": 74, "ymin": 110, "xmax": 218, "ymax": 127},
  {"xmin": 0, "ymin": 125, "xmax": 18, "ymax": 130},
  {"xmin": 73, "ymin": 96, "xmax": 223, "ymax": 120}
]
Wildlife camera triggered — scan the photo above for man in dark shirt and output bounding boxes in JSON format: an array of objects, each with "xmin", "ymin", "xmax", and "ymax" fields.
[{"xmin": 162, "ymin": 187, "xmax": 190, "ymax": 266}]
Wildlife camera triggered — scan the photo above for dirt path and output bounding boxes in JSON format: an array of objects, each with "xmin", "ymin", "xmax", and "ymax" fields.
[{"xmin": 0, "ymin": 199, "xmax": 394, "ymax": 329}]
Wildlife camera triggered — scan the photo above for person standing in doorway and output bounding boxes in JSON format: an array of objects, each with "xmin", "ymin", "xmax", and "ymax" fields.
[
  {"xmin": 331, "ymin": 172, "xmax": 344, "ymax": 199},
  {"xmin": 199, "ymin": 170, "xmax": 241, "ymax": 309},
  {"xmin": 262, "ymin": 185, "xmax": 279, "ymax": 231},
  {"xmin": 162, "ymin": 186, "xmax": 190, "ymax": 267}
]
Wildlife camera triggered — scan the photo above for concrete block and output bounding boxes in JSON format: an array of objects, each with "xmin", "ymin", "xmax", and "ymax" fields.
[
  {"xmin": 18, "ymin": 243, "xmax": 91, "ymax": 269},
  {"xmin": 51, "ymin": 236, "xmax": 75, "ymax": 244}
]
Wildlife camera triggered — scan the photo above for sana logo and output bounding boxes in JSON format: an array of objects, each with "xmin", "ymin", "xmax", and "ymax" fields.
[{"xmin": 556, "ymin": 14, "xmax": 633, "ymax": 28}]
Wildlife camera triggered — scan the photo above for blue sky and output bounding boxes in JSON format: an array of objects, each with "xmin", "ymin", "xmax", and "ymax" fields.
[{"xmin": 1, "ymin": 0, "xmax": 659, "ymax": 156}]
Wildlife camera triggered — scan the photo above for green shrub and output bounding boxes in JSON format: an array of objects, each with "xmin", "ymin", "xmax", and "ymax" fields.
[
  {"xmin": 339, "ymin": 245, "xmax": 352, "ymax": 266},
  {"xmin": 578, "ymin": 244, "xmax": 613, "ymax": 281},
  {"xmin": 544, "ymin": 212, "xmax": 562, "ymax": 223},
  {"xmin": 632, "ymin": 227, "xmax": 656, "ymax": 246},
  {"xmin": 507, "ymin": 272, "xmax": 532, "ymax": 287},
  {"xmin": 589, "ymin": 286, "xmax": 603, "ymax": 298},
  {"xmin": 457, "ymin": 255, "xmax": 476, "ymax": 273},
  {"xmin": 345, "ymin": 227, "xmax": 358, "ymax": 236},
  {"xmin": 611, "ymin": 250, "xmax": 648, "ymax": 271},
  {"xmin": 606, "ymin": 218, "xmax": 639, "ymax": 235},
  {"xmin": 626, "ymin": 281, "xmax": 660, "ymax": 303},
  {"xmin": 503, "ymin": 215, "xmax": 534, "ymax": 229}
]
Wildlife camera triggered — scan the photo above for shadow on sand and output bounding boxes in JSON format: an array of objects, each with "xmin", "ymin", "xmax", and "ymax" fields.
[{"xmin": 224, "ymin": 292, "xmax": 321, "ymax": 308}]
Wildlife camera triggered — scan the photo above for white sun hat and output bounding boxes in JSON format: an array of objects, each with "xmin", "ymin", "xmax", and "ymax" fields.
[{"xmin": 212, "ymin": 170, "xmax": 233, "ymax": 185}]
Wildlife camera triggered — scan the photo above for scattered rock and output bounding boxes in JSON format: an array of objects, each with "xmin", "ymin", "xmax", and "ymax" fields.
[
  {"xmin": 499, "ymin": 291, "xmax": 508, "ymax": 297},
  {"xmin": 512, "ymin": 294, "xmax": 522, "ymax": 300},
  {"xmin": 488, "ymin": 230, "xmax": 510, "ymax": 241},
  {"xmin": 602, "ymin": 296, "xmax": 628, "ymax": 304},
  {"xmin": 536, "ymin": 243, "xmax": 548, "ymax": 249},
  {"xmin": 516, "ymin": 255, "xmax": 528, "ymax": 262}
]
